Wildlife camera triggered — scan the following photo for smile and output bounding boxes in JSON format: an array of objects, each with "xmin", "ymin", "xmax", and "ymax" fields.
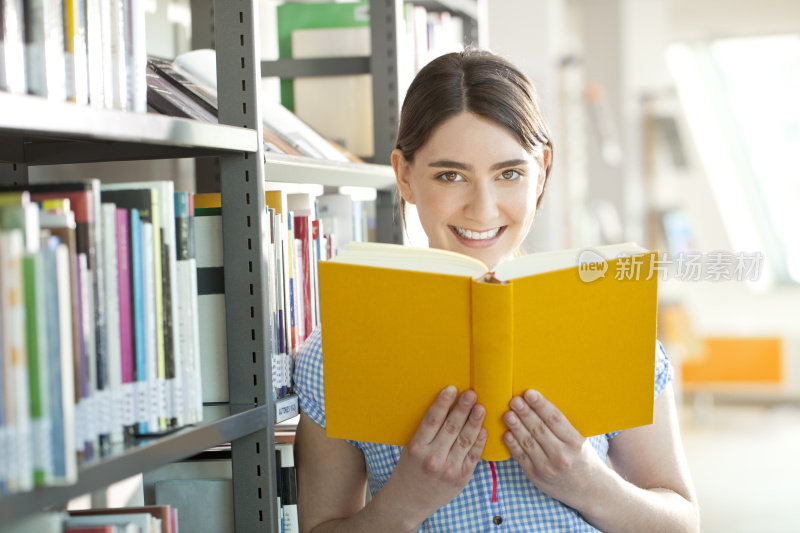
[{"xmin": 451, "ymin": 226, "xmax": 504, "ymax": 240}]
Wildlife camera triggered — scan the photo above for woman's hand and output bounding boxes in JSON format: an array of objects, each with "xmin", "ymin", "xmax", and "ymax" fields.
[
  {"xmin": 376, "ymin": 386, "xmax": 487, "ymax": 530},
  {"xmin": 502, "ymin": 389, "xmax": 606, "ymax": 507}
]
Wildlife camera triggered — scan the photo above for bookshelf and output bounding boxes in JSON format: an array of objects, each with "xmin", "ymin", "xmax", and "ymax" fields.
[{"xmin": 0, "ymin": 1, "xmax": 363, "ymax": 531}]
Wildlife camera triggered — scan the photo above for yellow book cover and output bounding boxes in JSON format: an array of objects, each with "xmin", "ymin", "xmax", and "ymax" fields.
[{"xmin": 319, "ymin": 242, "xmax": 659, "ymax": 461}]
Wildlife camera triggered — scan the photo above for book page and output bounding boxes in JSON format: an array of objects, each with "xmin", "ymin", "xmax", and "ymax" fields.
[
  {"xmin": 331, "ymin": 241, "xmax": 488, "ymax": 278},
  {"xmin": 494, "ymin": 242, "xmax": 648, "ymax": 281}
]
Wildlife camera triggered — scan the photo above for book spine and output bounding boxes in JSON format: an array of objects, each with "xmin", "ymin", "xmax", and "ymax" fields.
[
  {"xmin": 125, "ymin": 0, "xmax": 146, "ymax": 112},
  {"xmin": 108, "ymin": 0, "xmax": 127, "ymax": 109},
  {"xmin": 193, "ymin": 211, "xmax": 227, "ymax": 404},
  {"xmin": 129, "ymin": 208, "xmax": 147, "ymax": 434},
  {"xmin": 0, "ymin": 230, "xmax": 33, "ymax": 493},
  {"xmin": 116, "ymin": 208, "xmax": 135, "ymax": 435},
  {"xmin": 470, "ymin": 279, "xmax": 514, "ymax": 461},
  {"xmin": 23, "ymin": 250, "xmax": 54, "ymax": 486},
  {"xmin": 141, "ymin": 221, "xmax": 160, "ymax": 433},
  {"xmin": 51, "ymin": 237, "xmax": 77, "ymax": 484},
  {"xmin": 0, "ymin": 0, "xmax": 28, "ymax": 94},
  {"xmin": 275, "ymin": 442, "xmax": 298, "ymax": 533},
  {"xmin": 85, "ymin": 0, "xmax": 103, "ymax": 107},
  {"xmin": 100, "ymin": 203, "xmax": 122, "ymax": 445},
  {"xmin": 40, "ymin": 237, "xmax": 66, "ymax": 485}
]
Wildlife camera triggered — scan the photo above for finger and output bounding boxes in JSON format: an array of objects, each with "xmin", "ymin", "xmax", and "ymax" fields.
[
  {"xmin": 503, "ymin": 409, "xmax": 548, "ymax": 466},
  {"xmin": 431, "ymin": 389, "xmax": 478, "ymax": 451},
  {"xmin": 509, "ymin": 394, "xmax": 561, "ymax": 459},
  {"xmin": 447, "ymin": 402, "xmax": 485, "ymax": 464},
  {"xmin": 462, "ymin": 426, "xmax": 488, "ymax": 477},
  {"xmin": 412, "ymin": 385, "xmax": 459, "ymax": 445},
  {"xmin": 522, "ymin": 389, "xmax": 582, "ymax": 445}
]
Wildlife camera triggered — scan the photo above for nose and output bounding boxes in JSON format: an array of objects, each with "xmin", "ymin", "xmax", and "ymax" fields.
[{"xmin": 464, "ymin": 181, "xmax": 499, "ymax": 223}]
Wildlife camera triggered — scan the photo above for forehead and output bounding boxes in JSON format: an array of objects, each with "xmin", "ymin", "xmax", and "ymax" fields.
[{"xmin": 414, "ymin": 112, "xmax": 532, "ymax": 165}]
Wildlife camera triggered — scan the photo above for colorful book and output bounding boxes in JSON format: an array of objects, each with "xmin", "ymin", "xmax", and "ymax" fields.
[
  {"xmin": 319, "ymin": 242, "xmax": 659, "ymax": 461},
  {"xmin": 2, "ymin": 180, "xmax": 108, "ymax": 457},
  {"xmin": 23, "ymin": 242, "xmax": 53, "ymax": 486},
  {"xmin": 42, "ymin": 234, "xmax": 77, "ymax": 485},
  {"xmin": 115, "ymin": 207, "xmax": 136, "ymax": 436},
  {"xmin": 104, "ymin": 182, "xmax": 179, "ymax": 429},
  {"xmin": 0, "ymin": 229, "xmax": 32, "ymax": 493}
]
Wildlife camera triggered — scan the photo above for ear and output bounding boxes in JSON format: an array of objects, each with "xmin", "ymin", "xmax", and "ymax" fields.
[
  {"xmin": 536, "ymin": 147, "xmax": 552, "ymax": 198},
  {"xmin": 392, "ymin": 148, "xmax": 416, "ymax": 205}
]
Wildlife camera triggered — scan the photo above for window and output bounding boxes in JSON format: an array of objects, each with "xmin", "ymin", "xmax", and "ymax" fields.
[{"xmin": 667, "ymin": 34, "xmax": 800, "ymax": 284}]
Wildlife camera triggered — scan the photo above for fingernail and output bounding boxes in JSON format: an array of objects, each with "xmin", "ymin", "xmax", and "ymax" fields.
[
  {"xmin": 504, "ymin": 432, "xmax": 515, "ymax": 444},
  {"xmin": 442, "ymin": 386, "xmax": 457, "ymax": 400},
  {"xmin": 510, "ymin": 397, "xmax": 524, "ymax": 411},
  {"xmin": 461, "ymin": 390, "xmax": 476, "ymax": 405},
  {"xmin": 471, "ymin": 405, "xmax": 485, "ymax": 420},
  {"xmin": 504, "ymin": 412, "xmax": 518, "ymax": 425},
  {"xmin": 524, "ymin": 389, "xmax": 540, "ymax": 403}
]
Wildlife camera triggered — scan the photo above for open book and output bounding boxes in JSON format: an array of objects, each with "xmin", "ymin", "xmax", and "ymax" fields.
[{"xmin": 319, "ymin": 242, "xmax": 659, "ymax": 461}]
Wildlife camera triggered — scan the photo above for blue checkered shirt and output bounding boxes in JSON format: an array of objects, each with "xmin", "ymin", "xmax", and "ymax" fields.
[{"xmin": 294, "ymin": 326, "xmax": 674, "ymax": 532}]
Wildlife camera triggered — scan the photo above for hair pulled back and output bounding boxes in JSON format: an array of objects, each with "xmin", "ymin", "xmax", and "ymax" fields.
[{"xmin": 395, "ymin": 49, "xmax": 553, "ymax": 209}]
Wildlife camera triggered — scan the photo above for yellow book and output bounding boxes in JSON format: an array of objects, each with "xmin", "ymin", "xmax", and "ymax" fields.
[{"xmin": 319, "ymin": 242, "xmax": 659, "ymax": 461}]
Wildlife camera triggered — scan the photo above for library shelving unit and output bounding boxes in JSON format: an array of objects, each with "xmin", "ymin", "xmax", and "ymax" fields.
[{"xmin": 0, "ymin": 2, "xmax": 397, "ymax": 532}]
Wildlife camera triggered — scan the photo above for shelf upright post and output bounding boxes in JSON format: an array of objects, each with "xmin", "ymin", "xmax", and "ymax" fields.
[
  {"xmin": 0, "ymin": 135, "xmax": 29, "ymax": 185},
  {"xmin": 370, "ymin": 0, "xmax": 404, "ymax": 243},
  {"xmin": 214, "ymin": 2, "xmax": 279, "ymax": 532}
]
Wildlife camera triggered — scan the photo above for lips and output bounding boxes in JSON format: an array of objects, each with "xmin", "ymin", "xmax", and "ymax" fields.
[{"xmin": 450, "ymin": 225, "xmax": 506, "ymax": 247}]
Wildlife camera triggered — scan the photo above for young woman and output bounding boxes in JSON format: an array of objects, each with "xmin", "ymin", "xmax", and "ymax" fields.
[{"xmin": 293, "ymin": 49, "xmax": 699, "ymax": 532}]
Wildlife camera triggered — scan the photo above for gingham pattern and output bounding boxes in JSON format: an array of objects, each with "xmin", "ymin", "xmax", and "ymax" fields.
[{"xmin": 295, "ymin": 327, "xmax": 674, "ymax": 532}]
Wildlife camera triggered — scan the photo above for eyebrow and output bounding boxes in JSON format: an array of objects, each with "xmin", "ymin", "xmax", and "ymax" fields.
[{"xmin": 428, "ymin": 159, "xmax": 529, "ymax": 172}]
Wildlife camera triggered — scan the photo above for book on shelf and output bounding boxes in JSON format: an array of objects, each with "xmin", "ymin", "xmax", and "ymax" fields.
[
  {"xmin": 0, "ymin": 0, "xmax": 27, "ymax": 94},
  {"xmin": 69, "ymin": 505, "xmax": 175, "ymax": 533},
  {"xmin": 103, "ymin": 181, "xmax": 183, "ymax": 431},
  {"xmin": 172, "ymin": 47, "xmax": 350, "ymax": 161},
  {"xmin": 319, "ymin": 242, "xmax": 659, "ymax": 461},
  {"xmin": 0, "ymin": 0, "xmax": 145, "ymax": 108},
  {"xmin": 0, "ymin": 181, "xmax": 205, "ymax": 497},
  {"xmin": 275, "ymin": 442, "xmax": 298, "ymax": 533},
  {"xmin": 65, "ymin": 511, "xmax": 161, "ymax": 533},
  {"xmin": 23, "ymin": 0, "xmax": 67, "ymax": 101},
  {"xmin": 174, "ymin": 192, "xmax": 202, "ymax": 425},
  {"xmin": 0, "ymin": 203, "xmax": 34, "ymax": 494}
]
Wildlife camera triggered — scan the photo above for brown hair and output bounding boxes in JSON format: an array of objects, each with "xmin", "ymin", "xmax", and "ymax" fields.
[{"xmin": 395, "ymin": 49, "xmax": 554, "ymax": 218}]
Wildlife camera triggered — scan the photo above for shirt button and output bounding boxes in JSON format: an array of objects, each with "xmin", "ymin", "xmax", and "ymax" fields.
[{"xmin": 493, "ymin": 515, "xmax": 503, "ymax": 525}]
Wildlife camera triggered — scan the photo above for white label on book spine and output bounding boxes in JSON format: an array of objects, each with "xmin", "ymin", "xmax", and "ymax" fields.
[
  {"xmin": 85, "ymin": 394, "xmax": 98, "ymax": 445},
  {"xmin": 74, "ymin": 401, "xmax": 84, "ymax": 452},
  {"xmin": 97, "ymin": 388, "xmax": 112, "ymax": 435},
  {"xmin": 136, "ymin": 381, "xmax": 149, "ymax": 430},
  {"xmin": 122, "ymin": 382, "xmax": 136, "ymax": 426},
  {"xmin": 32, "ymin": 418, "xmax": 53, "ymax": 477},
  {"xmin": 151, "ymin": 378, "xmax": 163, "ymax": 429},
  {"xmin": 172, "ymin": 379, "xmax": 184, "ymax": 425}
]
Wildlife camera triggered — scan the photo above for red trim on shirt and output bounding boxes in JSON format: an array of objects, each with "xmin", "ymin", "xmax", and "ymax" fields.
[{"xmin": 489, "ymin": 461, "xmax": 498, "ymax": 503}]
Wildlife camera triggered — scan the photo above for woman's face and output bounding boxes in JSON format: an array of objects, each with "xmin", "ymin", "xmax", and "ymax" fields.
[{"xmin": 393, "ymin": 112, "xmax": 549, "ymax": 271}]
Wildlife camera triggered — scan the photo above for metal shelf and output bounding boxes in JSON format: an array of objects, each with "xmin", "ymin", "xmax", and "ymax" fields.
[
  {"xmin": 412, "ymin": 0, "xmax": 480, "ymax": 19},
  {"xmin": 0, "ymin": 404, "xmax": 270, "ymax": 530},
  {"xmin": 0, "ymin": 92, "xmax": 258, "ymax": 165},
  {"xmin": 264, "ymin": 152, "xmax": 395, "ymax": 189}
]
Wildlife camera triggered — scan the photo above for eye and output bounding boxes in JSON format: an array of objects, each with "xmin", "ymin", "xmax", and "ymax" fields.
[
  {"xmin": 436, "ymin": 171, "xmax": 464, "ymax": 183},
  {"xmin": 499, "ymin": 169, "xmax": 522, "ymax": 181}
]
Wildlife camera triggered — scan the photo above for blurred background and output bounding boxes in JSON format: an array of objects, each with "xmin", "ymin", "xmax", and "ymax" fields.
[{"xmin": 30, "ymin": 1, "xmax": 799, "ymax": 530}]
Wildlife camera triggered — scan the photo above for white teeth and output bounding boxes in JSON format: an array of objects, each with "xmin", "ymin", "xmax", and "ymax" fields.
[{"xmin": 453, "ymin": 226, "xmax": 501, "ymax": 240}]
